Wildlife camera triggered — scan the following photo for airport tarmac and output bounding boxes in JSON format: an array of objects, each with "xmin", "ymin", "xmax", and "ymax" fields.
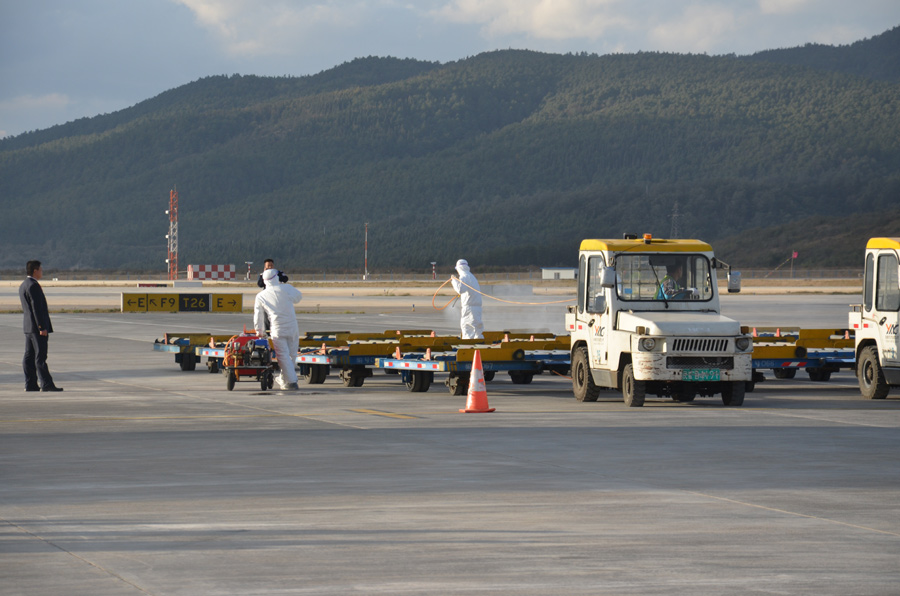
[{"xmin": 1, "ymin": 290, "xmax": 898, "ymax": 595}]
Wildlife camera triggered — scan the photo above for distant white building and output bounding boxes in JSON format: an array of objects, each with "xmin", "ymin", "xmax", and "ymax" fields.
[{"xmin": 541, "ymin": 267, "xmax": 577, "ymax": 280}]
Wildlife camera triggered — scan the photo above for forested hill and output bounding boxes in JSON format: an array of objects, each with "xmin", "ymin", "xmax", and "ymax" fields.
[
  {"xmin": 744, "ymin": 25, "xmax": 900, "ymax": 82},
  {"xmin": 1, "ymin": 26, "xmax": 898, "ymax": 272}
]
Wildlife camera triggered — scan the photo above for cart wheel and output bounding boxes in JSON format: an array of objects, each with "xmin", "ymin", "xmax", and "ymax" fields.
[
  {"xmin": 207, "ymin": 359, "xmax": 219, "ymax": 374},
  {"xmin": 342, "ymin": 374, "xmax": 364, "ymax": 388},
  {"xmin": 226, "ymin": 370, "xmax": 236, "ymax": 391},
  {"xmin": 483, "ymin": 370, "xmax": 496, "ymax": 382},
  {"xmin": 261, "ymin": 370, "xmax": 274, "ymax": 391},
  {"xmin": 179, "ymin": 351, "xmax": 197, "ymax": 371},
  {"xmin": 446, "ymin": 374, "xmax": 469, "ymax": 396},
  {"xmin": 304, "ymin": 364, "xmax": 327, "ymax": 384},
  {"xmin": 509, "ymin": 371, "xmax": 534, "ymax": 384},
  {"xmin": 806, "ymin": 368, "xmax": 832, "ymax": 382},
  {"xmin": 773, "ymin": 368, "xmax": 796, "ymax": 379},
  {"xmin": 405, "ymin": 373, "xmax": 418, "ymax": 392},
  {"xmin": 406, "ymin": 371, "xmax": 433, "ymax": 392}
]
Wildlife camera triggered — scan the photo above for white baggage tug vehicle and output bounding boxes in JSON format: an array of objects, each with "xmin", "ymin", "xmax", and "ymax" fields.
[
  {"xmin": 849, "ymin": 237, "xmax": 900, "ymax": 399},
  {"xmin": 567, "ymin": 234, "xmax": 753, "ymax": 406}
]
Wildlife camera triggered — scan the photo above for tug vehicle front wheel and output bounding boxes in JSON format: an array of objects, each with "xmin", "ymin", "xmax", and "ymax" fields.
[
  {"xmin": 572, "ymin": 346, "xmax": 600, "ymax": 402},
  {"xmin": 721, "ymin": 381, "xmax": 745, "ymax": 406},
  {"xmin": 621, "ymin": 364, "xmax": 645, "ymax": 407},
  {"xmin": 859, "ymin": 346, "xmax": 889, "ymax": 400}
]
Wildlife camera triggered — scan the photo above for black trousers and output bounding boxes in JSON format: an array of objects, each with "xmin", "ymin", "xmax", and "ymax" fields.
[{"xmin": 23, "ymin": 333, "xmax": 54, "ymax": 390}]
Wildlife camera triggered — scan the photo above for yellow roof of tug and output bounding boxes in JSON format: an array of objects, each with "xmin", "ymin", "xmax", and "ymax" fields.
[
  {"xmin": 866, "ymin": 238, "xmax": 900, "ymax": 250},
  {"xmin": 580, "ymin": 238, "xmax": 713, "ymax": 253}
]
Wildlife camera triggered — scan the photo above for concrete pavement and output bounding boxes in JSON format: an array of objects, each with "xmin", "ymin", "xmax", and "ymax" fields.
[{"xmin": 1, "ymin": 306, "xmax": 899, "ymax": 595}]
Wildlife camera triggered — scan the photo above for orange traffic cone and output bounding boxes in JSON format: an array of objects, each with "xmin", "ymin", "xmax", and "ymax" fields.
[{"xmin": 460, "ymin": 350, "xmax": 495, "ymax": 413}]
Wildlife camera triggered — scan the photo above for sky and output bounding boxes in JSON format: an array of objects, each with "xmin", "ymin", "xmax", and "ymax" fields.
[{"xmin": 1, "ymin": 0, "xmax": 899, "ymax": 138}]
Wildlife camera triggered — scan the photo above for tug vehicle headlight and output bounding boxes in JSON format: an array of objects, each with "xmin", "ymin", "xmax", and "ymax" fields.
[
  {"xmin": 735, "ymin": 337, "xmax": 751, "ymax": 351},
  {"xmin": 640, "ymin": 337, "xmax": 656, "ymax": 351}
]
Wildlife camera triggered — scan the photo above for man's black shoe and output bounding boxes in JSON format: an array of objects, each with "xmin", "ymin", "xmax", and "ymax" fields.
[
  {"xmin": 41, "ymin": 386, "xmax": 64, "ymax": 392},
  {"xmin": 25, "ymin": 386, "xmax": 40, "ymax": 392}
]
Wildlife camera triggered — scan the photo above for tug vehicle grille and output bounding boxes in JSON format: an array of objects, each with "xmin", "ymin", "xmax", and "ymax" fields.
[{"xmin": 671, "ymin": 338, "xmax": 730, "ymax": 353}]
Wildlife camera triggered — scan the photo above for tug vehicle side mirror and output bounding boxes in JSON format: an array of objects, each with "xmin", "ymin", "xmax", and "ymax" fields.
[
  {"xmin": 727, "ymin": 271, "xmax": 741, "ymax": 294},
  {"xmin": 600, "ymin": 267, "xmax": 617, "ymax": 288}
]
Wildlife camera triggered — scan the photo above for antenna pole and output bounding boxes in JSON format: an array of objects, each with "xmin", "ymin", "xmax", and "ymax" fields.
[{"xmin": 166, "ymin": 188, "xmax": 179, "ymax": 280}]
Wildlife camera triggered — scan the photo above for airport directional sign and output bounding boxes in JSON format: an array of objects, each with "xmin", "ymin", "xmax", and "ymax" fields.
[
  {"xmin": 121, "ymin": 293, "xmax": 244, "ymax": 313},
  {"xmin": 121, "ymin": 294, "xmax": 148, "ymax": 312},
  {"xmin": 211, "ymin": 294, "xmax": 242, "ymax": 312},
  {"xmin": 147, "ymin": 294, "xmax": 179, "ymax": 312},
  {"xmin": 178, "ymin": 294, "xmax": 209, "ymax": 312}
]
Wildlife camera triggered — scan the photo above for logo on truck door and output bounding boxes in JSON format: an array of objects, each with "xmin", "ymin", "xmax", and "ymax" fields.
[
  {"xmin": 594, "ymin": 325, "xmax": 605, "ymax": 337},
  {"xmin": 886, "ymin": 323, "xmax": 899, "ymax": 335}
]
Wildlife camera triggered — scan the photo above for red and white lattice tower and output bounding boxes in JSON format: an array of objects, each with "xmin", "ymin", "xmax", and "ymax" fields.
[{"xmin": 166, "ymin": 188, "xmax": 179, "ymax": 280}]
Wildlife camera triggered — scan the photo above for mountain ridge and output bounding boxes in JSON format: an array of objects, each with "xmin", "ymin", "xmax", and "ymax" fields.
[{"xmin": 2, "ymin": 27, "xmax": 898, "ymax": 271}]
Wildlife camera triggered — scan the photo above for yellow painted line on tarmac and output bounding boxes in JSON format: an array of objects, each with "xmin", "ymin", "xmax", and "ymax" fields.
[
  {"xmin": 0, "ymin": 414, "xmax": 281, "ymax": 424},
  {"xmin": 351, "ymin": 408, "xmax": 419, "ymax": 419},
  {"xmin": 0, "ymin": 412, "xmax": 362, "ymax": 424}
]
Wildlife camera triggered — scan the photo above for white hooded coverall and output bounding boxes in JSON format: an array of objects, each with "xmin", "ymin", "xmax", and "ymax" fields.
[
  {"xmin": 450, "ymin": 259, "xmax": 484, "ymax": 339},
  {"xmin": 254, "ymin": 268, "xmax": 303, "ymax": 388}
]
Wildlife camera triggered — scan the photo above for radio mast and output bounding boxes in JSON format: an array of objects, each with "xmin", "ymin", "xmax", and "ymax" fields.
[
  {"xmin": 670, "ymin": 200, "xmax": 681, "ymax": 238},
  {"xmin": 166, "ymin": 188, "xmax": 179, "ymax": 280}
]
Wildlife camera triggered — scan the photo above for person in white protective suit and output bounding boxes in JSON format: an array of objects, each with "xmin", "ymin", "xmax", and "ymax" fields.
[
  {"xmin": 254, "ymin": 268, "xmax": 303, "ymax": 390},
  {"xmin": 450, "ymin": 259, "xmax": 484, "ymax": 339}
]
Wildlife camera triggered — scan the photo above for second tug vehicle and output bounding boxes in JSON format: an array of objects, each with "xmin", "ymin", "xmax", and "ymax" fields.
[
  {"xmin": 566, "ymin": 234, "xmax": 753, "ymax": 406},
  {"xmin": 849, "ymin": 237, "xmax": 900, "ymax": 399}
]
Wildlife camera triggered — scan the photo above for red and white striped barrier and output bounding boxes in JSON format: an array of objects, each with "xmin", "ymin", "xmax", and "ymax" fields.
[{"xmin": 187, "ymin": 264, "xmax": 236, "ymax": 280}]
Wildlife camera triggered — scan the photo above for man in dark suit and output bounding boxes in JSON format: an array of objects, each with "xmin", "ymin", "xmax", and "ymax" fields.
[{"xmin": 19, "ymin": 260, "xmax": 62, "ymax": 392}]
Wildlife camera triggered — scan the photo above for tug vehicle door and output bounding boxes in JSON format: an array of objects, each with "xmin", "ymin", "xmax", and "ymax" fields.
[
  {"xmin": 867, "ymin": 248, "xmax": 900, "ymax": 369},
  {"xmin": 580, "ymin": 254, "xmax": 611, "ymax": 367}
]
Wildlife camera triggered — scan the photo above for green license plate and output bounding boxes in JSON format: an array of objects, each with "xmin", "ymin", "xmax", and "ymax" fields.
[{"xmin": 682, "ymin": 368, "xmax": 720, "ymax": 382}]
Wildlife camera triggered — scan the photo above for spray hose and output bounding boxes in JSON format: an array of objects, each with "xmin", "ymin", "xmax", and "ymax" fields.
[{"xmin": 431, "ymin": 277, "xmax": 573, "ymax": 311}]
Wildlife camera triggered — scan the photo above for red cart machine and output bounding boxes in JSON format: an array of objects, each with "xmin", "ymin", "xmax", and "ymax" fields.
[{"xmin": 222, "ymin": 332, "xmax": 276, "ymax": 391}]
